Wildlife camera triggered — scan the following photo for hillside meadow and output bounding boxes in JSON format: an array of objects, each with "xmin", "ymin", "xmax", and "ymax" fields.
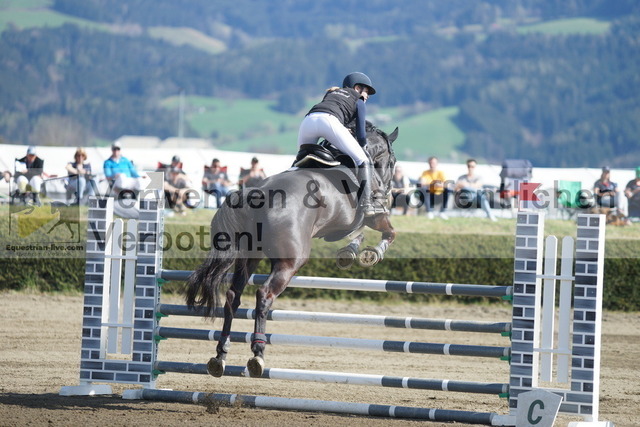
[{"xmin": 160, "ymin": 95, "xmax": 466, "ymax": 159}]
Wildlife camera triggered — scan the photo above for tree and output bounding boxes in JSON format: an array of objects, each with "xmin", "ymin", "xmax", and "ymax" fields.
[
  {"xmin": 273, "ymin": 89, "xmax": 306, "ymax": 114},
  {"xmin": 30, "ymin": 115, "xmax": 89, "ymax": 147}
]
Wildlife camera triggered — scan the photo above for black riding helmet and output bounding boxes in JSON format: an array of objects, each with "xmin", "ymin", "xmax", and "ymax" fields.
[{"xmin": 342, "ymin": 72, "xmax": 376, "ymax": 95}]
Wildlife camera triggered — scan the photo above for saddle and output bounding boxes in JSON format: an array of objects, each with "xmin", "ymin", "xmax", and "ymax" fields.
[
  {"xmin": 292, "ymin": 141, "xmax": 359, "ymax": 193},
  {"xmin": 293, "ymin": 142, "xmax": 354, "ymax": 169}
]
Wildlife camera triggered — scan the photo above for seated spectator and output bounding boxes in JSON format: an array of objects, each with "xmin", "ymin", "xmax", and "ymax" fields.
[
  {"xmin": 103, "ymin": 141, "xmax": 147, "ymax": 197},
  {"xmin": 239, "ymin": 157, "xmax": 267, "ymax": 188},
  {"xmin": 202, "ymin": 158, "xmax": 231, "ymax": 208},
  {"xmin": 418, "ymin": 156, "xmax": 450, "ymax": 219},
  {"xmin": 15, "ymin": 146, "xmax": 46, "ymax": 205},
  {"xmin": 455, "ymin": 158, "xmax": 496, "ymax": 221},
  {"xmin": 624, "ymin": 167, "xmax": 640, "ymax": 218},
  {"xmin": 390, "ymin": 165, "xmax": 411, "ymax": 215},
  {"xmin": 157, "ymin": 155, "xmax": 183, "ymax": 178},
  {"xmin": 593, "ymin": 166, "xmax": 620, "ymax": 209},
  {"xmin": 65, "ymin": 148, "xmax": 96, "ymax": 204},
  {"xmin": 165, "ymin": 166, "xmax": 193, "ymax": 215},
  {"xmin": 157, "ymin": 154, "xmax": 188, "ymax": 206}
]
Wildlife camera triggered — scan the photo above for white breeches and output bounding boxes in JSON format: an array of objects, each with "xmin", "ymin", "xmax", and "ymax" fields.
[
  {"xmin": 16, "ymin": 175, "xmax": 43, "ymax": 193},
  {"xmin": 297, "ymin": 112, "xmax": 368, "ymax": 166},
  {"xmin": 114, "ymin": 174, "xmax": 149, "ymax": 191}
]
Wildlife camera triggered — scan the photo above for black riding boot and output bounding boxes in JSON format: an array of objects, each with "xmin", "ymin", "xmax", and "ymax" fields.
[{"xmin": 358, "ymin": 162, "xmax": 375, "ymax": 217}]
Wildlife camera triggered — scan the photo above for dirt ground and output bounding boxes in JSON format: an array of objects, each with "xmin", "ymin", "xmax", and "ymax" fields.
[{"xmin": 0, "ymin": 292, "xmax": 638, "ymax": 427}]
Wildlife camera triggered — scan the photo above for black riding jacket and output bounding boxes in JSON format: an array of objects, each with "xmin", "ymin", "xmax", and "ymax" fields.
[
  {"xmin": 17, "ymin": 156, "xmax": 44, "ymax": 180},
  {"xmin": 307, "ymin": 87, "xmax": 368, "ymax": 146}
]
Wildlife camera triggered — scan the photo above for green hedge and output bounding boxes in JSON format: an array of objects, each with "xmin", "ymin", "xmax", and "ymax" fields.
[
  {"xmin": 1, "ymin": 254, "xmax": 637, "ymax": 311},
  {"xmin": 1, "ymin": 210, "xmax": 637, "ymax": 310}
]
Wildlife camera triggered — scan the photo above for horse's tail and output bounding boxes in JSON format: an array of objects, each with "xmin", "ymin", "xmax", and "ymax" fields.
[{"xmin": 185, "ymin": 203, "xmax": 242, "ymax": 319}]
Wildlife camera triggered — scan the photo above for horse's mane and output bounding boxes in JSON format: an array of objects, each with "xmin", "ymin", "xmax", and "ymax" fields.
[{"xmin": 346, "ymin": 120, "xmax": 395, "ymax": 163}]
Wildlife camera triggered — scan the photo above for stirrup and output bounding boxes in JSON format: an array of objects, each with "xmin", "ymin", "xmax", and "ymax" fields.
[
  {"xmin": 360, "ymin": 201, "xmax": 387, "ymax": 217},
  {"xmin": 362, "ymin": 204, "xmax": 375, "ymax": 217}
]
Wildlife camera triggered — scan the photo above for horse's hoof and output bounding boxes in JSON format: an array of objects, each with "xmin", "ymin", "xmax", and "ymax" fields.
[
  {"xmin": 358, "ymin": 246, "xmax": 382, "ymax": 267},
  {"xmin": 336, "ymin": 248, "xmax": 356, "ymax": 270},
  {"xmin": 207, "ymin": 357, "xmax": 225, "ymax": 377},
  {"xmin": 247, "ymin": 356, "xmax": 265, "ymax": 378}
]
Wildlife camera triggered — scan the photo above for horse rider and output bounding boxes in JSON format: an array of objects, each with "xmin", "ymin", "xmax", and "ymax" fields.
[{"xmin": 297, "ymin": 72, "xmax": 378, "ymax": 216}]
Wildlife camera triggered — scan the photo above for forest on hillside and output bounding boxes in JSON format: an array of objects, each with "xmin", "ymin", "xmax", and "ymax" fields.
[{"xmin": 1, "ymin": 0, "xmax": 639, "ymax": 167}]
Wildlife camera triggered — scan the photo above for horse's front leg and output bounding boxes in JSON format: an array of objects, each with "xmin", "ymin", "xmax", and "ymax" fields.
[
  {"xmin": 336, "ymin": 233, "xmax": 364, "ymax": 269},
  {"xmin": 359, "ymin": 214, "xmax": 396, "ymax": 267}
]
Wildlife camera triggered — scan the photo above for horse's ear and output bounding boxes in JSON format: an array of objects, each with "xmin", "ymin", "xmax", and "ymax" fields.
[{"xmin": 388, "ymin": 127, "xmax": 399, "ymax": 144}]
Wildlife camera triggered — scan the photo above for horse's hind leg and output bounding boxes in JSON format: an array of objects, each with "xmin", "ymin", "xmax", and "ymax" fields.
[
  {"xmin": 247, "ymin": 258, "xmax": 304, "ymax": 378},
  {"xmin": 207, "ymin": 257, "xmax": 260, "ymax": 377}
]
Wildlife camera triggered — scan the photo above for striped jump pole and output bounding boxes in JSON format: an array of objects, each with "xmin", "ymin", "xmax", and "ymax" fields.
[
  {"xmin": 159, "ymin": 304, "xmax": 512, "ymax": 334},
  {"xmin": 159, "ymin": 270, "xmax": 512, "ymax": 298},
  {"xmin": 156, "ymin": 327, "xmax": 511, "ymax": 358},
  {"xmin": 122, "ymin": 388, "xmax": 500, "ymax": 425},
  {"xmin": 155, "ymin": 361, "xmax": 509, "ymax": 396}
]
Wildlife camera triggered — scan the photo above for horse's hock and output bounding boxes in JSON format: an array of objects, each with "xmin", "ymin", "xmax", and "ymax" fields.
[{"xmin": 59, "ymin": 184, "xmax": 612, "ymax": 426}]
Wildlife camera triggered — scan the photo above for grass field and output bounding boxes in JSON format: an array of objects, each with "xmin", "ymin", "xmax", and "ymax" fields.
[
  {"xmin": 0, "ymin": 7, "xmax": 105, "ymax": 32},
  {"xmin": 165, "ymin": 206, "xmax": 640, "ymax": 240},
  {"xmin": 163, "ymin": 95, "xmax": 466, "ymax": 160},
  {"xmin": 2, "ymin": 202, "xmax": 639, "ymax": 311},
  {"xmin": 517, "ymin": 17, "xmax": 611, "ymax": 35},
  {"xmin": 387, "ymin": 106, "xmax": 465, "ymax": 160},
  {"xmin": 0, "ymin": 2, "xmax": 226, "ymax": 55},
  {"xmin": 0, "ymin": 0, "xmax": 51, "ymax": 9},
  {"xmin": 147, "ymin": 26, "xmax": 227, "ymax": 54}
]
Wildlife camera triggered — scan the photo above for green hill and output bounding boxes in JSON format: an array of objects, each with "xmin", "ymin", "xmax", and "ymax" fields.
[
  {"xmin": 0, "ymin": 0, "xmax": 226, "ymax": 54},
  {"xmin": 161, "ymin": 96, "xmax": 465, "ymax": 160},
  {"xmin": 1, "ymin": 0, "xmax": 639, "ymax": 166}
]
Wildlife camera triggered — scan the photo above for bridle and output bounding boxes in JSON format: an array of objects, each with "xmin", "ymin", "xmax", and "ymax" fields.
[{"xmin": 365, "ymin": 126, "xmax": 396, "ymax": 206}]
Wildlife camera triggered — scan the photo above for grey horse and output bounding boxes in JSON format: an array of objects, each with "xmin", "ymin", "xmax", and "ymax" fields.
[{"xmin": 186, "ymin": 123, "xmax": 398, "ymax": 378}]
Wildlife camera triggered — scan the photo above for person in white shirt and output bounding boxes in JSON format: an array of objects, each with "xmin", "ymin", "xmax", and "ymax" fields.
[{"xmin": 455, "ymin": 158, "xmax": 496, "ymax": 221}]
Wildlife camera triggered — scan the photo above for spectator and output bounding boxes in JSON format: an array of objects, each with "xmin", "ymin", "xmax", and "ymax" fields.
[
  {"xmin": 15, "ymin": 146, "xmax": 45, "ymax": 205},
  {"xmin": 157, "ymin": 155, "xmax": 183, "ymax": 179},
  {"xmin": 419, "ymin": 156, "xmax": 450, "ymax": 219},
  {"xmin": 593, "ymin": 166, "xmax": 620, "ymax": 210},
  {"xmin": 455, "ymin": 158, "xmax": 497, "ymax": 221},
  {"xmin": 65, "ymin": 148, "xmax": 95, "ymax": 204},
  {"xmin": 390, "ymin": 165, "xmax": 411, "ymax": 215},
  {"xmin": 239, "ymin": 157, "xmax": 267, "ymax": 188},
  {"xmin": 165, "ymin": 166, "xmax": 193, "ymax": 215},
  {"xmin": 624, "ymin": 166, "xmax": 640, "ymax": 218},
  {"xmin": 103, "ymin": 141, "xmax": 146, "ymax": 197},
  {"xmin": 202, "ymin": 158, "xmax": 232, "ymax": 208}
]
